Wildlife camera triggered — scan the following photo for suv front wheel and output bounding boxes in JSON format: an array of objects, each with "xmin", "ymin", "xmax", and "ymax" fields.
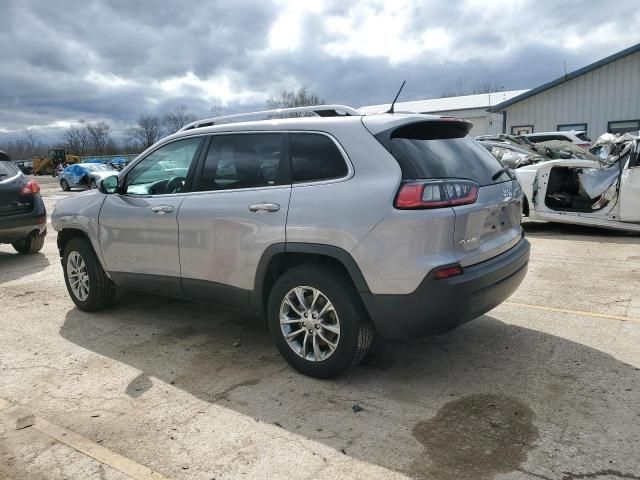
[
  {"xmin": 267, "ymin": 264, "xmax": 373, "ymax": 378},
  {"xmin": 62, "ymin": 237, "xmax": 116, "ymax": 311}
]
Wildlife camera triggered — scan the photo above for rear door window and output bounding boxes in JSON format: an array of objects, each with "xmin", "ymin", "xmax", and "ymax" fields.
[
  {"xmin": 196, "ymin": 133, "xmax": 286, "ymax": 191},
  {"xmin": 0, "ymin": 161, "xmax": 20, "ymax": 178},
  {"xmin": 290, "ymin": 133, "xmax": 348, "ymax": 183},
  {"xmin": 380, "ymin": 121, "xmax": 510, "ymax": 185}
]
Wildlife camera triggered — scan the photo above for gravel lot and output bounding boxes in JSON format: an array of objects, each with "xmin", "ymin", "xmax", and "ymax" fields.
[{"xmin": 1, "ymin": 176, "xmax": 639, "ymax": 480}]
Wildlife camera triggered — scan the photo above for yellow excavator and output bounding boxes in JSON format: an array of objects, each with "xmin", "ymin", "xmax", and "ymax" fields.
[{"xmin": 32, "ymin": 149, "xmax": 81, "ymax": 176}]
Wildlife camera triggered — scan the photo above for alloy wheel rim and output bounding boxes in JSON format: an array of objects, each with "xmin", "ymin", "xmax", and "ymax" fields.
[
  {"xmin": 67, "ymin": 251, "xmax": 89, "ymax": 301},
  {"xmin": 279, "ymin": 286, "xmax": 340, "ymax": 362}
]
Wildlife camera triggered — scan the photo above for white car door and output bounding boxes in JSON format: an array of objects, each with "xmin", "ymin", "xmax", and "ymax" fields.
[{"xmin": 619, "ymin": 145, "xmax": 640, "ymax": 222}]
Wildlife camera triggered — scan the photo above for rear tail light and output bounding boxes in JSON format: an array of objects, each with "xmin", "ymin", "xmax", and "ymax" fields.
[
  {"xmin": 433, "ymin": 264, "xmax": 464, "ymax": 279},
  {"xmin": 20, "ymin": 180, "xmax": 40, "ymax": 195},
  {"xmin": 395, "ymin": 179, "xmax": 478, "ymax": 209}
]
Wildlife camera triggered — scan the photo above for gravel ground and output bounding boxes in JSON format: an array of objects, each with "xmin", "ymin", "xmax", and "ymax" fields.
[{"xmin": 1, "ymin": 176, "xmax": 639, "ymax": 480}]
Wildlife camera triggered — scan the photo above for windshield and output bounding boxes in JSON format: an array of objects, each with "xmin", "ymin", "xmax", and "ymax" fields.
[{"xmin": 383, "ymin": 122, "xmax": 511, "ymax": 185}]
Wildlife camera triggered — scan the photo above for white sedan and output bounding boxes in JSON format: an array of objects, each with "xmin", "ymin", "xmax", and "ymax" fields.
[{"xmin": 515, "ymin": 136, "xmax": 640, "ymax": 233}]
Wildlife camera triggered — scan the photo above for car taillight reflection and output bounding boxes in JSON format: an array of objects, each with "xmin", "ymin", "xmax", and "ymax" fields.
[{"xmin": 20, "ymin": 180, "xmax": 40, "ymax": 195}]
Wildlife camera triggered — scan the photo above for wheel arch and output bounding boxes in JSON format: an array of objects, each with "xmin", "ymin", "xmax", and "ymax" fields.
[
  {"xmin": 56, "ymin": 228, "xmax": 108, "ymax": 276},
  {"xmin": 252, "ymin": 243, "xmax": 371, "ymax": 313},
  {"xmin": 57, "ymin": 228, "xmax": 91, "ymax": 257}
]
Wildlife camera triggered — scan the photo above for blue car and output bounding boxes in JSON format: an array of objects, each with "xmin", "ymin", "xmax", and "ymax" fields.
[{"xmin": 59, "ymin": 163, "xmax": 116, "ymax": 191}]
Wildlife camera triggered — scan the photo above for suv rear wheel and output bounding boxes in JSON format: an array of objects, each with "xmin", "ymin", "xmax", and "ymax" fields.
[
  {"xmin": 12, "ymin": 233, "xmax": 45, "ymax": 254},
  {"xmin": 267, "ymin": 264, "xmax": 373, "ymax": 378},
  {"xmin": 62, "ymin": 237, "xmax": 116, "ymax": 311}
]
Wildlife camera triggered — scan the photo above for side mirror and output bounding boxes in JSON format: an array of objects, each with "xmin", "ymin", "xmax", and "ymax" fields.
[{"xmin": 98, "ymin": 175, "xmax": 119, "ymax": 194}]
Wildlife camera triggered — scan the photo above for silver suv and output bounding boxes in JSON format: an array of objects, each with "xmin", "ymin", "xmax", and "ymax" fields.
[{"xmin": 52, "ymin": 105, "xmax": 530, "ymax": 378}]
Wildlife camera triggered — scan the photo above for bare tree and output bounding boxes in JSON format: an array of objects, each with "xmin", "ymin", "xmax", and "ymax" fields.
[
  {"xmin": 441, "ymin": 79, "xmax": 503, "ymax": 98},
  {"xmin": 86, "ymin": 121, "xmax": 111, "ymax": 154},
  {"xmin": 63, "ymin": 120, "xmax": 89, "ymax": 156},
  {"xmin": 24, "ymin": 127, "xmax": 43, "ymax": 157},
  {"xmin": 128, "ymin": 114, "xmax": 163, "ymax": 149},
  {"xmin": 210, "ymin": 99, "xmax": 229, "ymax": 118},
  {"xmin": 0, "ymin": 139, "xmax": 34, "ymax": 160},
  {"xmin": 266, "ymin": 87, "xmax": 324, "ymax": 116},
  {"xmin": 162, "ymin": 105, "xmax": 197, "ymax": 134}
]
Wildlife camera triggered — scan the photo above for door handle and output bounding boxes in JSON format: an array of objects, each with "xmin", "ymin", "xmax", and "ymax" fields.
[
  {"xmin": 151, "ymin": 205, "xmax": 174, "ymax": 215},
  {"xmin": 248, "ymin": 203, "xmax": 280, "ymax": 212}
]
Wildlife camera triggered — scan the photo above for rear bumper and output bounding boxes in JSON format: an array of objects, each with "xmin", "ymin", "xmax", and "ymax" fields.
[
  {"xmin": 0, "ymin": 195, "xmax": 47, "ymax": 243},
  {"xmin": 361, "ymin": 237, "xmax": 530, "ymax": 341}
]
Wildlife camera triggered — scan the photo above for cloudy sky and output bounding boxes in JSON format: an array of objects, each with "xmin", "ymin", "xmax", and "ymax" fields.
[{"xmin": 1, "ymin": 0, "xmax": 639, "ymax": 142}]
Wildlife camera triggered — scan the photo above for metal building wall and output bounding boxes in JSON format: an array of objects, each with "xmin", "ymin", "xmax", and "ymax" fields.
[
  {"xmin": 504, "ymin": 51, "xmax": 640, "ymax": 139},
  {"xmin": 428, "ymin": 108, "xmax": 504, "ymax": 135}
]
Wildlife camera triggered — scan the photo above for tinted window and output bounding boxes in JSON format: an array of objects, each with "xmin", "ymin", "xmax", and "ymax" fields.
[
  {"xmin": 290, "ymin": 133, "xmax": 348, "ymax": 183},
  {"xmin": 0, "ymin": 161, "xmax": 20, "ymax": 178},
  {"xmin": 608, "ymin": 120, "xmax": 640, "ymax": 134},
  {"xmin": 197, "ymin": 134, "xmax": 284, "ymax": 191},
  {"xmin": 527, "ymin": 135, "xmax": 565, "ymax": 143},
  {"xmin": 125, "ymin": 137, "xmax": 202, "ymax": 195},
  {"xmin": 558, "ymin": 123, "xmax": 587, "ymax": 132},
  {"xmin": 384, "ymin": 122, "xmax": 509, "ymax": 185}
]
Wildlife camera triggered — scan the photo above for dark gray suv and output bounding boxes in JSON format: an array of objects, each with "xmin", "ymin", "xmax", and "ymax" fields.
[{"xmin": 0, "ymin": 150, "xmax": 46, "ymax": 254}]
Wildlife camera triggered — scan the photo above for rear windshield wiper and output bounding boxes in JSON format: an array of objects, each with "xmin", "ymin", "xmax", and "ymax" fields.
[{"xmin": 491, "ymin": 166, "xmax": 513, "ymax": 181}]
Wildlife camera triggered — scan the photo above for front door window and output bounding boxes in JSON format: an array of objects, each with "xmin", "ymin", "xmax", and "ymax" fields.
[{"xmin": 124, "ymin": 137, "xmax": 202, "ymax": 195}]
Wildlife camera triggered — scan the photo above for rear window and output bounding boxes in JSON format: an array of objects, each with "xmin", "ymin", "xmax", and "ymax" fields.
[
  {"xmin": 290, "ymin": 133, "xmax": 348, "ymax": 183},
  {"xmin": 527, "ymin": 135, "xmax": 565, "ymax": 143},
  {"xmin": 381, "ymin": 122, "xmax": 510, "ymax": 186},
  {"xmin": 0, "ymin": 161, "xmax": 20, "ymax": 178}
]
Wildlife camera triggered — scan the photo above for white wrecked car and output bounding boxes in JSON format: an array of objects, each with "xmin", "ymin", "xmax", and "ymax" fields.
[{"xmin": 516, "ymin": 132, "xmax": 640, "ymax": 232}]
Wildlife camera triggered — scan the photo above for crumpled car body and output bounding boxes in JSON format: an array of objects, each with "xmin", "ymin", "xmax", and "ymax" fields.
[
  {"xmin": 478, "ymin": 140, "xmax": 546, "ymax": 169},
  {"xmin": 515, "ymin": 133, "xmax": 640, "ymax": 232}
]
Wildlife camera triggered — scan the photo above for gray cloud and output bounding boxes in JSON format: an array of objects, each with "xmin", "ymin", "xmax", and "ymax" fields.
[{"xmin": 1, "ymin": 0, "xmax": 639, "ymax": 144}]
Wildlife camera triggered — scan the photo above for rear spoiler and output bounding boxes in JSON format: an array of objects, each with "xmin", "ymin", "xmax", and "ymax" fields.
[{"xmin": 372, "ymin": 119, "xmax": 473, "ymax": 152}]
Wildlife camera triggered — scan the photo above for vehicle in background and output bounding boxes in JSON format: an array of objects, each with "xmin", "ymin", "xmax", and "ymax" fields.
[
  {"xmin": 477, "ymin": 134, "xmax": 596, "ymax": 162},
  {"xmin": 515, "ymin": 132, "xmax": 640, "ymax": 232},
  {"xmin": 59, "ymin": 163, "xmax": 116, "ymax": 191},
  {"xmin": 108, "ymin": 157, "xmax": 131, "ymax": 171},
  {"xmin": 52, "ymin": 105, "xmax": 529, "ymax": 378},
  {"xmin": 0, "ymin": 151, "xmax": 46, "ymax": 254},
  {"xmin": 33, "ymin": 149, "xmax": 81, "ymax": 176},
  {"xmin": 475, "ymin": 134, "xmax": 509, "ymax": 143},
  {"xmin": 478, "ymin": 140, "xmax": 545, "ymax": 169},
  {"xmin": 14, "ymin": 160, "xmax": 34, "ymax": 175},
  {"xmin": 522, "ymin": 131, "xmax": 591, "ymax": 149}
]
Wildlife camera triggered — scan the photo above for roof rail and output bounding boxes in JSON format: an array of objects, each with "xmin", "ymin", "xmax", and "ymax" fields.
[{"xmin": 179, "ymin": 104, "xmax": 362, "ymax": 131}]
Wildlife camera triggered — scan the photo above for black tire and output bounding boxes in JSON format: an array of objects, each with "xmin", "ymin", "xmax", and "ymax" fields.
[
  {"xmin": 12, "ymin": 233, "xmax": 45, "ymax": 254},
  {"xmin": 89, "ymin": 178, "xmax": 97, "ymax": 189},
  {"xmin": 60, "ymin": 179, "xmax": 70, "ymax": 191},
  {"xmin": 62, "ymin": 237, "xmax": 116, "ymax": 312},
  {"xmin": 267, "ymin": 263, "xmax": 374, "ymax": 378}
]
